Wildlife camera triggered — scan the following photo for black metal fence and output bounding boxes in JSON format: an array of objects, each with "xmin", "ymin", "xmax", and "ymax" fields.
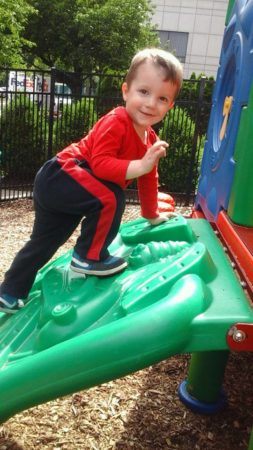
[{"xmin": 0, "ymin": 68, "xmax": 213, "ymax": 205}]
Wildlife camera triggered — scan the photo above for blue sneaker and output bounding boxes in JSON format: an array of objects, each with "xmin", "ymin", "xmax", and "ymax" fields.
[
  {"xmin": 0, "ymin": 293, "xmax": 24, "ymax": 314},
  {"xmin": 70, "ymin": 252, "xmax": 127, "ymax": 276}
]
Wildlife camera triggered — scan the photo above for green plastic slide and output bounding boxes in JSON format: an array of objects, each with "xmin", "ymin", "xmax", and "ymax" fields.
[{"xmin": 0, "ymin": 216, "xmax": 252, "ymax": 423}]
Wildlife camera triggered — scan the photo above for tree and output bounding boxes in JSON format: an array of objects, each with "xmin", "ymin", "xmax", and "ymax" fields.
[
  {"xmin": 23, "ymin": 0, "xmax": 158, "ymax": 74},
  {"xmin": 0, "ymin": 0, "xmax": 35, "ymax": 67}
]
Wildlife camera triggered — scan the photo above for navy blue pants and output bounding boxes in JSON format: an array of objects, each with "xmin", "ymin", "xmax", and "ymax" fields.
[{"xmin": 0, "ymin": 158, "xmax": 125, "ymax": 299}]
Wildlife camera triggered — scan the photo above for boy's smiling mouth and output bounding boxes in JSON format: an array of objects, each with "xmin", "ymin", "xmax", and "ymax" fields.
[{"xmin": 140, "ymin": 111, "xmax": 155, "ymax": 117}]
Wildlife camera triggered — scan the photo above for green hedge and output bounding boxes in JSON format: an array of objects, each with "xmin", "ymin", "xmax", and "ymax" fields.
[
  {"xmin": 0, "ymin": 94, "xmax": 47, "ymax": 179},
  {"xmin": 179, "ymin": 73, "xmax": 214, "ymax": 137},
  {"xmin": 158, "ymin": 106, "xmax": 204, "ymax": 193},
  {"xmin": 53, "ymin": 98, "xmax": 97, "ymax": 152},
  {"xmin": 94, "ymin": 72, "xmax": 124, "ymax": 118}
]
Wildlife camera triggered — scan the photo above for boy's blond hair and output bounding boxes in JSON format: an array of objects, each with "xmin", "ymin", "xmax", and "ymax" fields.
[{"xmin": 125, "ymin": 48, "xmax": 183, "ymax": 98}]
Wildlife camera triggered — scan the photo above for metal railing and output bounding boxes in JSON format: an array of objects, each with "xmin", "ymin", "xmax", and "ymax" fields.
[{"xmin": 0, "ymin": 68, "xmax": 213, "ymax": 205}]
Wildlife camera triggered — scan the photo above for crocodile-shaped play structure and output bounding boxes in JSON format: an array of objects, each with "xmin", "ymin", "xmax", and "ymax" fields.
[{"xmin": 0, "ymin": 215, "xmax": 251, "ymax": 423}]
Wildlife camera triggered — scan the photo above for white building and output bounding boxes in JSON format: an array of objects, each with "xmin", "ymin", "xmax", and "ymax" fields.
[{"xmin": 151, "ymin": 0, "xmax": 229, "ymax": 78}]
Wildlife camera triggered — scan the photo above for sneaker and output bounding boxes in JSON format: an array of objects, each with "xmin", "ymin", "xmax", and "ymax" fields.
[
  {"xmin": 70, "ymin": 252, "xmax": 127, "ymax": 276},
  {"xmin": 0, "ymin": 293, "xmax": 24, "ymax": 314}
]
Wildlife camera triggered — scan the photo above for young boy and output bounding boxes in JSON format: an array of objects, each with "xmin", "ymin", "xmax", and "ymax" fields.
[{"xmin": 0, "ymin": 48, "xmax": 183, "ymax": 314}]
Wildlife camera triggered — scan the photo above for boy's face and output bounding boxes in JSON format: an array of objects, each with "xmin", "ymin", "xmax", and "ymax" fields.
[{"xmin": 122, "ymin": 61, "xmax": 177, "ymax": 136}]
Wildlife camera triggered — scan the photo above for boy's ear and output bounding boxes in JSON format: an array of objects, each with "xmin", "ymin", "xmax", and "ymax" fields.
[
  {"xmin": 168, "ymin": 101, "xmax": 175, "ymax": 110},
  {"xmin": 122, "ymin": 82, "xmax": 128, "ymax": 101}
]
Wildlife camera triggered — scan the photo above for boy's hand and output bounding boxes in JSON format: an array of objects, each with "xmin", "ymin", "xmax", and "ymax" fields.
[
  {"xmin": 148, "ymin": 212, "xmax": 177, "ymax": 226},
  {"xmin": 125, "ymin": 140, "xmax": 168, "ymax": 180},
  {"xmin": 141, "ymin": 140, "xmax": 168, "ymax": 174}
]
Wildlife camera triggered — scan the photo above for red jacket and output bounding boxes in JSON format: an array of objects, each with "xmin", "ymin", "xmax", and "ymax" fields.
[{"xmin": 57, "ymin": 106, "xmax": 159, "ymax": 218}]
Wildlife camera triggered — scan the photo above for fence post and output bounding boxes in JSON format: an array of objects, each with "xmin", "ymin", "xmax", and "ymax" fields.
[
  {"xmin": 47, "ymin": 67, "xmax": 56, "ymax": 159},
  {"xmin": 185, "ymin": 76, "xmax": 206, "ymax": 205}
]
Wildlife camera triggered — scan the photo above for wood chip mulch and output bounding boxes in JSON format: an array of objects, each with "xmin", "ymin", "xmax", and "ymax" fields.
[{"xmin": 0, "ymin": 200, "xmax": 252, "ymax": 450}]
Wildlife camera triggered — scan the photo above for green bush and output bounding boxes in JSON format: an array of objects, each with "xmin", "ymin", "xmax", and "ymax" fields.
[
  {"xmin": 178, "ymin": 73, "xmax": 214, "ymax": 137},
  {"xmin": 0, "ymin": 94, "xmax": 47, "ymax": 180},
  {"xmin": 52, "ymin": 97, "xmax": 97, "ymax": 152},
  {"xmin": 94, "ymin": 72, "xmax": 124, "ymax": 118},
  {"xmin": 158, "ymin": 106, "xmax": 204, "ymax": 193}
]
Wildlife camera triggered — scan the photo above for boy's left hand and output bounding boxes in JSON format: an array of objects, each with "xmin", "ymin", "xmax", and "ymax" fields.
[{"xmin": 148, "ymin": 212, "xmax": 177, "ymax": 226}]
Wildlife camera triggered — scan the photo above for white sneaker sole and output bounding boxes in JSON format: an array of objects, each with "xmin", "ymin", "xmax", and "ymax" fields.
[
  {"xmin": 0, "ymin": 306, "xmax": 20, "ymax": 314},
  {"xmin": 70, "ymin": 261, "xmax": 127, "ymax": 276}
]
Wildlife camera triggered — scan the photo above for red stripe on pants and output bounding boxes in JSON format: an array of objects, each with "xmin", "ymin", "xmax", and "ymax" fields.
[{"xmin": 58, "ymin": 158, "xmax": 117, "ymax": 260}]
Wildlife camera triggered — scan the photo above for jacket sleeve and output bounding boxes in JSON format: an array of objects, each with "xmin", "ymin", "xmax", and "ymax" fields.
[
  {"xmin": 85, "ymin": 115, "xmax": 130, "ymax": 188},
  {"xmin": 137, "ymin": 166, "xmax": 159, "ymax": 219}
]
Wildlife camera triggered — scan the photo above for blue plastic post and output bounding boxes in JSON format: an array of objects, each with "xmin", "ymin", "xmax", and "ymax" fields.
[{"xmin": 178, "ymin": 351, "xmax": 229, "ymax": 414}]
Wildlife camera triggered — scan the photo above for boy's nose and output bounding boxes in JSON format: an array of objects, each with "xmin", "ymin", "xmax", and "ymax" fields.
[{"xmin": 146, "ymin": 96, "xmax": 156, "ymax": 108}]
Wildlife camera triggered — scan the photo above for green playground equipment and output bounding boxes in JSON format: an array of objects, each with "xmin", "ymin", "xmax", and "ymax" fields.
[{"xmin": 0, "ymin": 215, "xmax": 252, "ymax": 423}]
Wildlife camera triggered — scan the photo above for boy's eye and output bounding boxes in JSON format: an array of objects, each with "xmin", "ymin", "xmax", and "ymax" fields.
[
  {"xmin": 160, "ymin": 96, "xmax": 168, "ymax": 103},
  {"xmin": 139, "ymin": 89, "xmax": 149, "ymax": 95}
]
